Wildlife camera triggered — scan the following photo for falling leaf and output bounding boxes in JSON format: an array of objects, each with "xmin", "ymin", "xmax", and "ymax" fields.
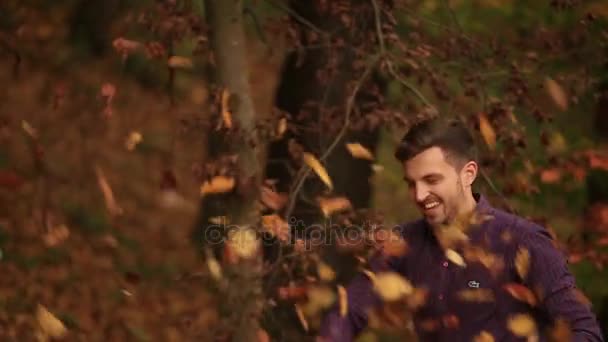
[
  {"xmin": 374, "ymin": 229, "xmax": 409, "ymax": 257},
  {"xmin": 205, "ymin": 250, "xmax": 223, "ymax": 281},
  {"xmin": 540, "ymin": 168, "xmax": 562, "ymax": 184},
  {"xmin": 371, "ymin": 164, "xmax": 384, "ymax": 172},
  {"xmin": 257, "ymin": 329, "xmax": 270, "ymax": 342},
  {"xmin": 94, "ymin": 165, "xmax": 123, "ymax": 216},
  {"xmin": 317, "ymin": 196, "xmax": 352, "ymax": 217},
  {"xmin": 406, "ymin": 287, "xmax": 429, "ymax": 310},
  {"xmin": 262, "ymin": 214, "xmax": 290, "ymax": 242},
  {"xmin": 317, "ymin": 262, "xmax": 336, "ymax": 282},
  {"xmin": 277, "ymin": 117, "xmax": 287, "ymax": 138},
  {"xmin": 125, "ymin": 131, "xmax": 142, "ymax": 151},
  {"xmin": 372, "ymin": 272, "xmax": 413, "ymax": 301},
  {"xmin": 167, "ymin": 56, "xmax": 193, "ymax": 69},
  {"xmin": 548, "ymin": 318, "xmax": 572, "ymax": 342},
  {"xmin": 208, "ymin": 216, "xmax": 228, "ymax": 225},
  {"xmin": 547, "ymin": 132, "xmax": 567, "ymax": 155},
  {"xmin": 445, "ymin": 249, "xmax": 466, "ymax": 267},
  {"xmin": 226, "ymin": 228, "xmax": 259, "ymax": 259},
  {"xmin": 36, "ymin": 304, "xmax": 67, "ymax": 339},
  {"xmin": 345, "ymin": 143, "xmax": 374, "ymax": 160},
  {"xmin": 507, "ymin": 314, "xmax": 537, "ymax": 337},
  {"xmin": 545, "ymin": 77, "xmax": 568, "ymax": 111},
  {"xmin": 278, "ymin": 286, "xmax": 309, "ymax": 301},
  {"xmin": 442, "ymin": 314, "xmax": 460, "ymax": 329},
  {"xmin": 260, "ymin": 186, "xmax": 288, "ymax": 211},
  {"xmin": 22, "ymin": 120, "xmax": 37, "ymax": 138},
  {"xmin": 338, "ymin": 285, "xmax": 348, "ymax": 317},
  {"xmin": 419, "ymin": 319, "xmax": 440, "ymax": 332},
  {"xmin": 473, "ymin": 331, "xmax": 495, "ymax": 342},
  {"xmin": 112, "ymin": 37, "xmax": 142, "ymax": 57},
  {"xmin": 463, "ymin": 245, "xmax": 503, "ymax": 273},
  {"xmin": 294, "ymin": 304, "xmax": 309, "ymax": 331},
  {"xmin": 456, "ymin": 289, "xmax": 495, "ymax": 302},
  {"xmin": 220, "ymin": 88, "xmax": 233, "ymax": 129},
  {"xmin": 503, "ymin": 283, "xmax": 537, "ymax": 306},
  {"xmin": 200, "ymin": 176, "xmax": 235, "ymax": 196},
  {"xmin": 515, "ymin": 247, "xmax": 530, "ymax": 280},
  {"xmin": 303, "ymin": 152, "xmax": 333, "ymax": 190},
  {"xmin": 478, "ymin": 113, "xmax": 496, "ymax": 150}
]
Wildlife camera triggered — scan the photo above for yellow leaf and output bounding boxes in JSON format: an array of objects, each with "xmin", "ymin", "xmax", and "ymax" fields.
[
  {"xmin": 374, "ymin": 229, "xmax": 408, "ymax": 257},
  {"xmin": 208, "ymin": 216, "xmax": 228, "ymax": 225},
  {"xmin": 303, "ymin": 152, "xmax": 333, "ymax": 189},
  {"xmin": 36, "ymin": 304, "xmax": 67, "ymax": 339},
  {"xmin": 226, "ymin": 228, "xmax": 259, "ymax": 259},
  {"xmin": 371, "ymin": 164, "xmax": 384, "ymax": 172},
  {"xmin": 277, "ymin": 117, "xmax": 287, "ymax": 138},
  {"xmin": 94, "ymin": 165, "xmax": 123, "ymax": 216},
  {"xmin": 22, "ymin": 120, "xmax": 38, "ymax": 138},
  {"xmin": 167, "ymin": 56, "xmax": 193, "ymax": 69},
  {"xmin": 515, "ymin": 247, "xmax": 530, "ymax": 280},
  {"xmin": 317, "ymin": 196, "xmax": 352, "ymax": 217},
  {"xmin": 478, "ymin": 113, "xmax": 496, "ymax": 150},
  {"xmin": 445, "ymin": 249, "xmax": 466, "ymax": 267},
  {"xmin": 125, "ymin": 131, "xmax": 142, "ymax": 151},
  {"xmin": 205, "ymin": 249, "xmax": 223, "ymax": 281},
  {"xmin": 294, "ymin": 304, "xmax": 309, "ymax": 331},
  {"xmin": 545, "ymin": 77, "xmax": 568, "ymax": 111},
  {"xmin": 338, "ymin": 285, "xmax": 348, "ymax": 317},
  {"xmin": 473, "ymin": 330, "xmax": 495, "ymax": 342},
  {"xmin": 456, "ymin": 289, "xmax": 495, "ymax": 302},
  {"xmin": 372, "ymin": 272, "xmax": 413, "ymax": 301},
  {"xmin": 220, "ymin": 88, "xmax": 233, "ymax": 129},
  {"xmin": 345, "ymin": 143, "xmax": 374, "ymax": 160},
  {"xmin": 200, "ymin": 176, "xmax": 235, "ymax": 196},
  {"xmin": 507, "ymin": 314, "xmax": 537, "ymax": 337},
  {"xmin": 317, "ymin": 262, "xmax": 336, "ymax": 282},
  {"xmin": 261, "ymin": 214, "xmax": 290, "ymax": 242}
]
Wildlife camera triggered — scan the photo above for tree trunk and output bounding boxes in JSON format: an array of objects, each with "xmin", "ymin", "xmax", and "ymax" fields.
[{"xmin": 202, "ymin": 1, "xmax": 264, "ymax": 341}]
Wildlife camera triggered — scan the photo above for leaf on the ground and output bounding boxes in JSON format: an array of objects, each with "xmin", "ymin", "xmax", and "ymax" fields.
[
  {"xmin": 125, "ymin": 131, "xmax": 142, "ymax": 151},
  {"xmin": 94, "ymin": 165, "xmax": 123, "ymax": 216},
  {"xmin": 473, "ymin": 330, "xmax": 495, "ymax": 342},
  {"xmin": 42, "ymin": 224, "xmax": 70, "ymax": 247},
  {"xmin": 317, "ymin": 196, "xmax": 351, "ymax": 217},
  {"xmin": 445, "ymin": 249, "xmax": 466, "ymax": 267},
  {"xmin": 261, "ymin": 214, "xmax": 290, "ymax": 242},
  {"xmin": 515, "ymin": 247, "xmax": 530, "ymax": 280},
  {"xmin": 200, "ymin": 176, "xmax": 235, "ymax": 196},
  {"xmin": 478, "ymin": 113, "xmax": 496, "ymax": 150},
  {"xmin": 112, "ymin": 37, "xmax": 142, "ymax": 57},
  {"xmin": 317, "ymin": 261, "xmax": 336, "ymax": 282},
  {"xmin": 345, "ymin": 143, "xmax": 374, "ymax": 160},
  {"xmin": 226, "ymin": 228, "xmax": 259, "ymax": 259},
  {"xmin": 220, "ymin": 88, "xmax": 233, "ymax": 129},
  {"xmin": 36, "ymin": 304, "xmax": 67, "ymax": 339},
  {"xmin": 456, "ymin": 289, "xmax": 495, "ymax": 302},
  {"xmin": 22, "ymin": 120, "xmax": 37, "ymax": 138},
  {"xmin": 545, "ymin": 77, "xmax": 568, "ymax": 111},
  {"xmin": 503, "ymin": 283, "xmax": 537, "ymax": 306},
  {"xmin": 507, "ymin": 314, "xmax": 537, "ymax": 337},
  {"xmin": 168, "ymin": 56, "xmax": 193, "ymax": 69},
  {"xmin": 372, "ymin": 272, "xmax": 413, "ymax": 301},
  {"xmin": 338, "ymin": 285, "xmax": 348, "ymax": 317},
  {"xmin": 303, "ymin": 152, "xmax": 333, "ymax": 190}
]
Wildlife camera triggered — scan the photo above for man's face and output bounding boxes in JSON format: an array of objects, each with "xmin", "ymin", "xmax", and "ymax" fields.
[{"xmin": 402, "ymin": 146, "xmax": 470, "ymax": 227}]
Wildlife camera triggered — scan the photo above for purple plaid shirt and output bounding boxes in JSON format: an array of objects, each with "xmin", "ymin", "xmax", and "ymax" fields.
[{"xmin": 319, "ymin": 194, "xmax": 603, "ymax": 341}]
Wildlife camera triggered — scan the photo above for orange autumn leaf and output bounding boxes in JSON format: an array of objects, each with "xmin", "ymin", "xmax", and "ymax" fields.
[
  {"xmin": 303, "ymin": 152, "xmax": 333, "ymax": 190},
  {"xmin": 473, "ymin": 331, "xmax": 495, "ymax": 342},
  {"xmin": 317, "ymin": 196, "xmax": 352, "ymax": 217},
  {"xmin": 260, "ymin": 185, "xmax": 288, "ymax": 211},
  {"xmin": 503, "ymin": 283, "xmax": 537, "ymax": 306},
  {"xmin": 445, "ymin": 249, "xmax": 466, "ymax": 267},
  {"xmin": 540, "ymin": 168, "xmax": 562, "ymax": 184},
  {"xmin": 276, "ymin": 117, "xmax": 287, "ymax": 138},
  {"xmin": 220, "ymin": 88, "xmax": 233, "ymax": 129},
  {"xmin": 478, "ymin": 113, "xmax": 496, "ymax": 150},
  {"xmin": 345, "ymin": 142, "xmax": 374, "ymax": 160},
  {"xmin": 338, "ymin": 285, "xmax": 348, "ymax": 317},
  {"xmin": 548, "ymin": 318, "xmax": 572, "ymax": 342},
  {"xmin": 456, "ymin": 289, "xmax": 495, "ymax": 302},
  {"xmin": 442, "ymin": 314, "xmax": 460, "ymax": 329},
  {"xmin": 261, "ymin": 214, "xmax": 290, "ymax": 242},
  {"xmin": 257, "ymin": 329, "xmax": 270, "ymax": 342},
  {"xmin": 374, "ymin": 229, "xmax": 409, "ymax": 257},
  {"xmin": 167, "ymin": 55, "xmax": 193, "ymax": 69},
  {"xmin": 372, "ymin": 272, "xmax": 413, "ymax": 301},
  {"xmin": 36, "ymin": 304, "xmax": 68, "ymax": 339},
  {"xmin": 294, "ymin": 304, "xmax": 309, "ymax": 332},
  {"xmin": 94, "ymin": 165, "xmax": 123, "ymax": 216},
  {"xmin": 200, "ymin": 176, "xmax": 236, "ymax": 196}
]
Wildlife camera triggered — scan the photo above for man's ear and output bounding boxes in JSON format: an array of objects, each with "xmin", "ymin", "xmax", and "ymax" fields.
[{"xmin": 461, "ymin": 161, "xmax": 478, "ymax": 188}]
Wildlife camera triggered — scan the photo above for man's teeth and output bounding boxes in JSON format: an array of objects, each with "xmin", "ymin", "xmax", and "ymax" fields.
[{"xmin": 424, "ymin": 202, "xmax": 440, "ymax": 209}]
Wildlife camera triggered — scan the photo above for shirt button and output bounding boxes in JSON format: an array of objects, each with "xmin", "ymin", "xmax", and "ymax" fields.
[{"xmin": 442, "ymin": 261, "xmax": 448, "ymax": 267}]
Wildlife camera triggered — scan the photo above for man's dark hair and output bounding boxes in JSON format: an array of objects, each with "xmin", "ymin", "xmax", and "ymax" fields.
[{"xmin": 394, "ymin": 116, "xmax": 477, "ymax": 168}]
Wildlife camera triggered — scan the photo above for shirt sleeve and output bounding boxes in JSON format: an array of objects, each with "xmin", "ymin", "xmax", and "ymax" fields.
[
  {"xmin": 519, "ymin": 224, "xmax": 604, "ymax": 342},
  {"xmin": 317, "ymin": 251, "xmax": 403, "ymax": 341}
]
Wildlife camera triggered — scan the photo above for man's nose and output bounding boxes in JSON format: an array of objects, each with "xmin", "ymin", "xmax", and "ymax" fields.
[{"xmin": 415, "ymin": 184, "xmax": 428, "ymax": 203}]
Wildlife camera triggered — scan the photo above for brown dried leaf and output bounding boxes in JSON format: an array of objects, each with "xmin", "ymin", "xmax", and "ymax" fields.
[
  {"xmin": 345, "ymin": 143, "xmax": 374, "ymax": 160},
  {"xmin": 261, "ymin": 214, "xmax": 290, "ymax": 242},
  {"xmin": 338, "ymin": 285, "xmax": 348, "ymax": 317},
  {"xmin": 220, "ymin": 88, "xmax": 233, "ymax": 129},
  {"xmin": 317, "ymin": 196, "xmax": 351, "ymax": 217},
  {"xmin": 125, "ymin": 131, "xmax": 142, "ymax": 151},
  {"xmin": 226, "ymin": 228, "xmax": 259, "ymax": 259},
  {"xmin": 94, "ymin": 165, "xmax": 123, "ymax": 216},
  {"xmin": 374, "ymin": 229, "xmax": 408, "ymax": 257},
  {"xmin": 294, "ymin": 304, "xmax": 309, "ymax": 331},
  {"xmin": 456, "ymin": 289, "xmax": 495, "ymax": 302},
  {"xmin": 545, "ymin": 77, "xmax": 568, "ymax": 111},
  {"xmin": 503, "ymin": 283, "xmax": 537, "ymax": 306},
  {"xmin": 200, "ymin": 176, "xmax": 235, "ymax": 196},
  {"xmin": 479, "ymin": 113, "xmax": 496, "ymax": 150},
  {"xmin": 547, "ymin": 318, "xmax": 572, "ymax": 342},
  {"xmin": 277, "ymin": 117, "xmax": 287, "ymax": 138},
  {"xmin": 515, "ymin": 247, "xmax": 530, "ymax": 280},
  {"xmin": 317, "ymin": 261, "xmax": 336, "ymax": 282},
  {"xmin": 260, "ymin": 185, "xmax": 288, "ymax": 211},
  {"xmin": 372, "ymin": 272, "xmax": 413, "ymax": 301},
  {"xmin": 257, "ymin": 329, "xmax": 270, "ymax": 342},
  {"xmin": 540, "ymin": 168, "xmax": 562, "ymax": 184},
  {"xmin": 507, "ymin": 314, "xmax": 537, "ymax": 337},
  {"xmin": 36, "ymin": 304, "xmax": 67, "ymax": 339},
  {"xmin": 303, "ymin": 152, "xmax": 333, "ymax": 190},
  {"xmin": 445, "ymin": 249, "xmax": 466, "ymax": 267}
]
